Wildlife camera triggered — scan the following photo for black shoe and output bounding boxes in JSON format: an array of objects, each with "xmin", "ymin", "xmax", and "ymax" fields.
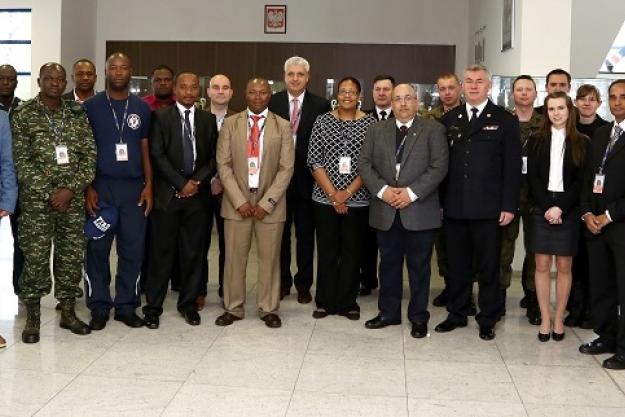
[
  {"xmin": 261, "ymin": 313, "xmax": 282, "ymax": 328},
  {"xmin": 479, "ymin": 326, "xmax": 495, "ymax": 340},
  {"xmin": 359, "ymin": 287, "xmax": 372, "ymax": 296},
  {"xmin": 552, "ymin": 331, "xmax": 565, "ymax": 342},
  {"xmin": 312, "ymin": 309, "xmax": 329, "ymax": 319},
  {"xmin": 432, "ymin": 289, "xmax": 448, "ymax": 307},
  {"xmin": 183, "ymin": 311, "xmax": 201, "ymax": 326},
  {"xmin": 280, "ymin": 287, "xmax": 290, "ymax": 300},
  {"xmin": 579, "ymin": 338, "xmax": 616, "ymax": 355},
  {"xmin": 364, "ymin": 315, "xmax": 401, "ymax": 329},
  {"xmin": 144, "ymin": 314, "xmax": 160, "ymax": 329},
  {"xmin": 434, "ymin": 319, "xmax": 467, "ymax": 333},
  {"xmin": 527, "ymin": 310, "xmax": 541, "ymax": 326},
  {"xmin": 338, "ymin": 310, "xmax": 360, "ymax": 321},
  {"xmin": 89, "ymin": 315, "xmax": 109, "ymax": 331},
  {"xmin": 519, "ymin": 296, "xmax": 528, "ymax": 309},
  {"xmin": 411, "ymin": 322, "xmax": 428, "ymax": 339},
  {"xmin": 579, "ymin": 319, "xmax": 594, "ymax": 330},
  {"xmin": 215, "ymin": 312, "xmax": 242, "ymax": 326},
  {"xmin": 538, "ymin": 332, "xmax": 550, "ymax": 342},
  {"xmin": 564, "ymin": 314, "xmax": 580, "ymax": 327},
  {"xmin": 603, "ymin": 354, "xmax": 625, "ymax": 370},
  {"xmin": 218, "ymin": 286, "xmax": 224, "ymax": 299},
  {"xmin": 297, "ymin": 288, "xmax": 312, "ymax": 304},
  {"xmin": 114, "ymin": 312, "xmax": 145, "ymax": 328}
]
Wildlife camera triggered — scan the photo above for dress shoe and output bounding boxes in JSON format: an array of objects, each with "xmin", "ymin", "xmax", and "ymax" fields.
[
  {"xmin": 479, "ymin": 326, "xmax": 495, "ymax": 340},
  {"xmin": 297, "ymin": 288, "xmax": 312, "ymax": 304},
  {"xmin": 432, "ymin": 289, "xmax": 448, "ymax": 307},
  {"xmin": 359, "ymin": 287, "xmax": 372, "ymax": 296},
  {"xmin": 364, "ymin": 315, "xmax": 401, "ymax": 329},
  {"xmin": 519, "ymin": 296, "xmax": 528, "ymax": 309},
  {"xmin": 603, "ymin": 354, "xmax": 625, "ymax": 370},
  {"xmin": 411, "ymin": 322, "xmax": 428, "ymax": 339},
  {"xmin": 114, "ymin": 312, "xmax": 145, "ymax": 328},
  {"xmin": 552, "ymin": 331, "xmax": 565, "ymax": 342},
  {"xmin": 218, "ymin": 286, "xmax": 224, "ymax": 299},
  {"xmin": 579, "ymin": 338, "xmax": 616, "ymax": 355},
  {"xmin": 196, "ymin": 295, "xmax": 206, "ymax": 311},
  {"xmin": 338, "ymin": 310, "xmax": 360, "ymax": 321},
  {"xmin": 144, "ymin": 314, "xmax": 160, "ymax": 329},
  {"xmin": 261, "ymin": 313, "xmax": 282, "ymax": 328},
  {"xmin": 280, "ymin": 287, "xmax": 290, "ymax": 300},
  {"xmin": 89, "ymin": 315, "xmax": 109, "ymax": 331},
  {"xmin": 183, "ymin": 311, "xmax": 201, "ymax": 326},
  {"xmin": 564, "ymin": 314, "xmax": 580, "ymax": 327},
  {"xmin": 527, "ymin": 310, "xmax": 541, "ymax": 326},
  {"xmin": 215, "ymin": 312, "xmax": 241, "ymax": 326},
  {"xmin": 537, "ymin": 332, "xmax": 550, "ymax": 342},
  {"xmin": 579, "ymin": 319, "xmax": 594, "ymax": 330},
  {"xmin": 434, "ymin": 319, "xmax": 467, "ymax": 333},
  {"xmin": 312, "ymin": 309, "xmax": 329, "ymax": 319}
]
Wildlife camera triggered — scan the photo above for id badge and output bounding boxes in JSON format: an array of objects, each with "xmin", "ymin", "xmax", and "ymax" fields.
[
  {"xmin": 116, "ymin": 143, "xmax": 128, "ymax": 161},
  {"xmin": 593, "ymin": 174, "xmax": 605, "ymax": 194},
  {"xmin": 395, "ymin": 163, "xmax": 401, "ymax": 180},
  {"xmin": 339, "ymin": 156, "xmax": 351, "ymax": 174},
  {"xmin": 522, "ymin": 156, "xmax": 528, "ymax": 174},
  {"xmin": 55, "ymin": 145, "xmax": 69, "ymax": 165},
  {"xmin": 248, "ymin": 157, "xmax": 260, "ymax": 188}
]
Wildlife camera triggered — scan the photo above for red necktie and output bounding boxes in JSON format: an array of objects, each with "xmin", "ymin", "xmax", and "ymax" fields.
[{"xmin": 248, "ymin": 115, "xmax": 263, "ymax": 157}]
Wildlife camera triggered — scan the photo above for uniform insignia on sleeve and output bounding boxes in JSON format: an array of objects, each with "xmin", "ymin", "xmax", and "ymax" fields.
[{"xmin": 127, "ymin": 114, "xmax": 141, "ymax": 130}]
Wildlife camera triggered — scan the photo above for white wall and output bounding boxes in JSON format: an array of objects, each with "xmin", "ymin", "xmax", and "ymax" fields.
[
  {"xmin": 94, "ymin": 0, "xmax": 470, "ymax": 89},
  {"xmin": 0, "ymin": 0, "xmax": 62, "ymax": 98},
  {"xmin": 60, "ymin": 0, "xmax": 97, "ymax": 87}
]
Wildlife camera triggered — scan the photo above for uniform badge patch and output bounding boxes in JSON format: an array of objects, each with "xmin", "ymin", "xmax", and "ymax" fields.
[{"xmin": 127, "ymin": 114, "xmax": 141, "ymax": 130}]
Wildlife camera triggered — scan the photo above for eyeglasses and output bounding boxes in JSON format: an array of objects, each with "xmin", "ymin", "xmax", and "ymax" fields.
[
  {"xmin": 338, "ymin": 90, "xmax": 358, "ymax": 97},
  {"xmin": 392, "ymin": 95, "xmax": 416, "ymax": 103}
]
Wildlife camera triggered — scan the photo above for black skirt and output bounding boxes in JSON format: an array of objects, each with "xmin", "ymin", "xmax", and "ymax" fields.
[{"xmin": 529, "ymin": 214, "xmax": 580, "ymax": 256}]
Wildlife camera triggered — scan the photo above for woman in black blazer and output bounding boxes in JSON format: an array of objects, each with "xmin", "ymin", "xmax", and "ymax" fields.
[{"xmin": 527, "ymin": 92, "xmax": 589, "ymax": 342}]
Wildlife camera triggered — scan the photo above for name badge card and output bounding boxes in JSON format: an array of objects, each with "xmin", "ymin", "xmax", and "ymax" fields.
[
  {"xmin": 55, "ymin": 145, "xmax": 69, "ymax": 165},
  {"xmin": 339, "ymin": 157, "xmax": 351, "ymax": 175},
  {"xmin": 522, "ymin": 156, "xmax": 528, "ymax": 174},
  {"xmin": 593, "ymin": 174, "xmax": 605, "ymax": 194},
  {"xmin": 116, "ymin": 143, "xmax": 128, "ymax": 161},
  {"xmin": 248, "ymin": 157, "xmax": 260, "ymax": 188}
]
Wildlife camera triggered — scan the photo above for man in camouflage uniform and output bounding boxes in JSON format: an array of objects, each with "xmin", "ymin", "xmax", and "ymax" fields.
[
  {"xmin": 11, "ymin": 62, "xmax": 97, "ymax": 343},
  {"xmin": 504, "ymin": 75, "xmax": 542, "ymax": 324},
  {"xmin": 421, "ymin": 73, "xmax": 463, "ymax": 308}
]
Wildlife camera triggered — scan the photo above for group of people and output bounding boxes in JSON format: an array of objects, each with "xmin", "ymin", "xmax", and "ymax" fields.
[{"xmin": 0, "ymin": 55, "xmax": 624, "ymax": 371}]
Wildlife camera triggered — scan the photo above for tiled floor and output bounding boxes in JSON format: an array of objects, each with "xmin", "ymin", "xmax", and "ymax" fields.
[{"xmin": 1, "ymin": 217, "xmax": 625, "ymax": 416}]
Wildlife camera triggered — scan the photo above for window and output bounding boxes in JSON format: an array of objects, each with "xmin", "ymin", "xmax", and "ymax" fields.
[
  {"xmin": 0, "ymin": 9, "xmax": 32, "ymax": 99},
  {"xmin": 601, "ymin": 20, "xmax": 625, "ymax": 74}
]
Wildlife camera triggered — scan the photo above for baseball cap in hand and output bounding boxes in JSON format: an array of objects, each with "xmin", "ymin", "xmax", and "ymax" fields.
[{"xmin": 84, "ymin": 202, "xmax": 118, "ymax": 240}]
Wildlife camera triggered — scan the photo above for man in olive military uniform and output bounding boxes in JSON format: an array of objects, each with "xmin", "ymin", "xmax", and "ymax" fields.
[
  {"xmin": 506, "ymin": 75, "xmax": 543, "ymax": 324},
  {"xmin": 11, "ymin": 62, "xmax": 97, "ymax": 343}
]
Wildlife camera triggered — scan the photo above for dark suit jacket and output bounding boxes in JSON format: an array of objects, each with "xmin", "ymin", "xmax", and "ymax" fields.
[
  {"xmin": 149, "ymin": 105, "xmax": 218, "ymax": 210},
  {"xmin": 527, "ymin": 134, "xmax": 588, "ymax": 219},
  {"xmin": 269, "ymin": 90, "xmax": 330, "ymax": 199},
  {"xmin": 441, "ymin": 100, "xmax": 522, "ymax": 219},
  {"xmin": 581, "ymin": 123, "xmax": 625, "ymax": 222},
  {"xmin": 360, "ymin": 116, "xmax": 449, "ymax": 231}
]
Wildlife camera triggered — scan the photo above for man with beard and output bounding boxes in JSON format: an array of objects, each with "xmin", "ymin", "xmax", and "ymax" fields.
[
  {"xmin": 83, "ymin": 52, "xmax": 153, "ymax": 331},
  {"xmin": 62, "ymin": 59, "xmax": 97, "ymax": 104}
]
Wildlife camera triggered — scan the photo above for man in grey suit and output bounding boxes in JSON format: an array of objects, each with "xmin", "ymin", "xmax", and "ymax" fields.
[{"xmin": 360, "ymin": 84, "xmax": 448, "ymax": 338}]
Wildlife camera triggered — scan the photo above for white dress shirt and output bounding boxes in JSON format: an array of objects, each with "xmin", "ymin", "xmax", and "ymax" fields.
[
  {"xmin": 176, "ymin": 102, "xmax": 197, "ymax": 164},
  {"xmin": 548, "ymin": 127, "xmax": 566, "ymax": 192},
  {"xmin": 465, "ymin": 100, "xmax": 488, "ymax": 120}
]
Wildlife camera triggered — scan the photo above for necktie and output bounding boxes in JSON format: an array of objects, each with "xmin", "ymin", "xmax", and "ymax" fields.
[
  {"xmin": 290, "ymin": 98, "xmax": 300, "ymax": 135},
  {"xmin": 248, "ymin": 114, "xmax": 263, "ymax": 158},
  {"xmin": 183, "ymin": 109, "xmax": 194, "ymax": 176},
  {"xmin": 380, "ymin": 110, "xmax": 387, "ymax": 120},
  {"xmin": 608, "ymin": 125, "xmax": 623, "ymax": 153},
  {"xmin": 397, "ymin": 125, "xmax": 408, "ymax": 162},
  {"xmin": 469, "ymin": 107, "xmax": 479, "ymax": 128},
  {"xmin": 399, "ymin": 125, "xmax": 408, "ymax": 135}
]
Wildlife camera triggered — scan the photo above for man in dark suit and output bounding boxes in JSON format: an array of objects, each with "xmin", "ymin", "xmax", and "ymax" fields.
[
  {"xmin": 360, "ymin": 84, "xmax": 448, "ymax": 338},
  {"xmin": 62, "ymin": 59, "xmax": 97, "ymax": 104},
  {"xmin": 435, "ymin": 64, "xmax": 521, "ymax": 340},
  {"xmin": 142, "ymin": 71, "xmax": 218, "ymax": 329},
  {"xmin": 368, "ymin": 74, "xmax": 395, "ymax": 122},
  {"xmin": 579, "ymin": 79, "xmax": 625, "ymax": 370},
  {"xmin": 268, "ymin": 56, "xmax": 330, "ymax": 303}
]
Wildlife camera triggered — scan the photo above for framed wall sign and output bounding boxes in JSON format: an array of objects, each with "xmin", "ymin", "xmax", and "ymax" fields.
[{"xmin": 264, "ymin": 5, "xmax": 287, "ymax": 34}]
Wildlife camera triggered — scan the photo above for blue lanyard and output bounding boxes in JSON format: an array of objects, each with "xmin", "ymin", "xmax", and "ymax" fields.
[{"xmin": 106, "ymin": 93, "xmax": 129, "ymax": 144}]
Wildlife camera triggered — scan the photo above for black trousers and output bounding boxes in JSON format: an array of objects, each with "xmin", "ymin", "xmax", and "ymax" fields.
[
  {"xmin": 199, "ymin": 195, "xmax": 225, "ymax": 296},
  {"xmin": 587, "ymin": 222, "xmax": 625, "ymax": 355},
  {"xmin": 444, "ymin": 218, "xmax": 501, "ymax": 327},
  {"xmin": 143, "ymin": 196, "xmax": 208, "ymax": 316},
  {"xmin": 10, "ymin": 202, "xmax": 23, "ymax": 295},
  {"xmin": 377, "ymin": 213, "xmax": 435, "ymax": 324},
  {"xmin": 280, "ymin": 189, "xmax": 315, "ymax": 291},
  {"xmin": 568, "ymin": 232, "xmax": 590, "ymax": 318},
  {"xmin": 313, "ymin": 202, "xmax": 367, "ymax": 314},
  {"xmin": 359, "ymin": 224, "xmax": 379, "ymax": 290}
]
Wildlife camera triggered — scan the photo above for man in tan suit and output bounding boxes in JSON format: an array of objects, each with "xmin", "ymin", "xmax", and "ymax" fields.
[{"xmin": 215, "ymin": 78, "xmax": 294, "ymax": 328}]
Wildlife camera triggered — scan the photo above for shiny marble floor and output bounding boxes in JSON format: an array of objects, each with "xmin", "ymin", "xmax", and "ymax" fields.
[{"xmin": 1, "ymin": 216, "xmax": 625, "ymax": 416}]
